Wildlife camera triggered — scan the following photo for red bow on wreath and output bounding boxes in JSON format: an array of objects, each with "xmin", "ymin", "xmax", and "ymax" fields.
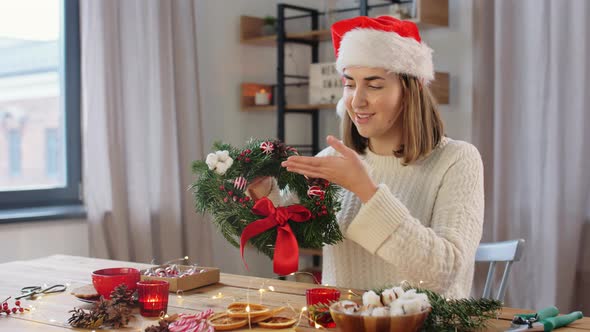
[{"xmin": 240, "ymin": 197, "xmax": 312, "ymax": 275}]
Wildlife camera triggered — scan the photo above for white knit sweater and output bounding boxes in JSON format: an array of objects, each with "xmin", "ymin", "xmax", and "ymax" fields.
[
  {"xmin": 311, "ymin": 137, "xmax": 484, "ymax": 299},
  {"xmin": 269, "ymin": 137, "xmax": 484, "ymax": 298}
]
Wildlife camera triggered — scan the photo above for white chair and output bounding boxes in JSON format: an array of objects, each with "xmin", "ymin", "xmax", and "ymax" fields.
[{"xmin": 475, "ymin": 239, "xmax": 525, "ymax": 301}]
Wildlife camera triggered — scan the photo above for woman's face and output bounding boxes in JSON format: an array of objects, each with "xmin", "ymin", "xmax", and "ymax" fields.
[{"xmin": 342, "ymin": 67, "xmax": 403, "ymax": 140}]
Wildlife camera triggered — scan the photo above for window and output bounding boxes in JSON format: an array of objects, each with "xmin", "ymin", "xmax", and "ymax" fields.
[
  {"xmin": 0, "ymin": 0, "xmax": 81, "ymax": 210},
  {"xmin": 45, "ymin": 128, "xmax": 59, "ymax": 178},
  {"xmin": 8, "ymin": 129, "xmax": 21, "ymax": 177}
]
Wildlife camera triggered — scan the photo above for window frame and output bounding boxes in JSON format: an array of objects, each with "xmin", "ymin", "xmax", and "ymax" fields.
[{"xmin": 0, "ymin": 0, "xmax": 82, "ymax": 210}]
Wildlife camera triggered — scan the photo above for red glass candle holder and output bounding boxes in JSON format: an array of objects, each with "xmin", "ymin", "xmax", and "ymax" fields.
[
  {"xmin": 137, "ymin": 280, "xmax": 169, "ymax": 317},
  {"xmin": 306, "ymin": 288, "xmax": 341, "ymax": 328}
]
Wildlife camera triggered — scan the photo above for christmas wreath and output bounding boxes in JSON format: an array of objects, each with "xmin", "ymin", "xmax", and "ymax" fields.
[{"xmin": 191, "ymin": 139, "xmax": 343, "ymax": 275}]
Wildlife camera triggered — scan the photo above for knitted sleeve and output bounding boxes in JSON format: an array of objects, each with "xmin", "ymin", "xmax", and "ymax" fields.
[{"xmin": 345, "ymin": 144, "xmax": 484, "ymax": 294}]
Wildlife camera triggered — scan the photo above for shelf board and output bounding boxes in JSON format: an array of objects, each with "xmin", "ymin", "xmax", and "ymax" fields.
[
  {"xmin": 242, "ymin": 103, "xmax": 337, "ymax": 112},
  {"xmin": 240, "ymin": 0, "xmax": 449, "ymax": 46},
  {"xmin": 241, "ymin": 29, "xmax": 332, "ymax": 46}
]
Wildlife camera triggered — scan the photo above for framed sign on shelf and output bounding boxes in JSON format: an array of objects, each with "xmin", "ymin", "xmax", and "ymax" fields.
[{"xmin": 308, "ymin": 62, "xmax": 342, "ymax": 105}]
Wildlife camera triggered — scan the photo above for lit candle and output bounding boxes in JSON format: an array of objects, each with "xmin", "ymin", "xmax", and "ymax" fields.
[
  {"xmin": 305, "ymin": 288, "xmax": 340, "ymax": 328},
  {"xmin": 137, "ymin": 280, "xmax": 169, "ymax": 317},
  {"xmin": 255, "ymin": 89, "xmax": 271, "ymax": 105}
]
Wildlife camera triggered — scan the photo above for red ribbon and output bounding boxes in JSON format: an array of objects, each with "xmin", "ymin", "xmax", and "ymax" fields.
[{"xmin": 240, "ymin": 197, "xmax": 311, "ymax": 275}]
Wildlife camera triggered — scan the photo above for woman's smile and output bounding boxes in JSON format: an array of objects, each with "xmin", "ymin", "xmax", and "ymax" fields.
[{"xmin": 354, "ymin": 112, "xmax": 376, "ymax": 125}]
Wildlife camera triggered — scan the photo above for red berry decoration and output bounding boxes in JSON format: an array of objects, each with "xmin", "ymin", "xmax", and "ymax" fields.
[
  {"xmin": 19, "ymin": 308, "xmax": 23, "ymax": 313},
  {"xmin": 14, "ymin": 300, "xmax": 20, "ymax": 307}
]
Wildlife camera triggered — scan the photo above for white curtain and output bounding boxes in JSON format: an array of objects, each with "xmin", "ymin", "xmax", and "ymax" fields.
[
  {"xmin": 473, "ymin": 0, "xmax": 590, "ymax": 311},
  {"xmin": 80, "ymin": 0, "xmax": 213, "ymax": 266}
]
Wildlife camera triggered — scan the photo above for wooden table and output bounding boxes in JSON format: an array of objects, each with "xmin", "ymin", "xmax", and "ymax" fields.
[{"xmin": 0, "ymin": 255, "xmax": 588, "ymax": 331}]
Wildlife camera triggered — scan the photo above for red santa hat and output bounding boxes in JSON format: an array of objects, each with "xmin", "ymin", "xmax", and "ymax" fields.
[{"xmin": 331, "ymin": 16, "xmax": 434, "ymax": 117}]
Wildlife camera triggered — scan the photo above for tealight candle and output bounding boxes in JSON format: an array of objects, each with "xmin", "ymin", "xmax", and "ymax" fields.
[
  {"xmin": 255, "ymin": 89, "xmax": 271, "ymax": 105},
  {"xmin": 306, "ymin": 288, "xmax": 341, "ymax": 328},
  {"xmin": 137, "ymin": 280, "xmax": 169, "ymax": 317}
]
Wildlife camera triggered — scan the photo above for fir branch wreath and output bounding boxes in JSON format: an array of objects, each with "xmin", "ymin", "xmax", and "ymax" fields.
[{"xmin": 191, "ymin": 139, "xmax": 343, "ymax": 275}]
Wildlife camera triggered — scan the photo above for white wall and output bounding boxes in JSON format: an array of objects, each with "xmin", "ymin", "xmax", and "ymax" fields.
[
  {"xmin": 0, "ymin": 0, "xmax": 473, "ymax": 277},
  {"xmin": 194, "ymin": 0, "xmax": 474, "ymax": 278},
  {"xmin": 194, "ymin": 0, "xmax": 328, "ymax": 278},
  {"xmin": 0, "ymin": 219, "xmax": 88, "ymax": 263}
]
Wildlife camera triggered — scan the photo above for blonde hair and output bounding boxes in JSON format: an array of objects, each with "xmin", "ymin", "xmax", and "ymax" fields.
[{"xmin": 341, "ymin": 74, "xmax": 444, "ymax": 165}]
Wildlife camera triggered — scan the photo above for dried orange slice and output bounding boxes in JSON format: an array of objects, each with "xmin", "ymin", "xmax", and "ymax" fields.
[
  {"xmin": 250, "ymin": 312, "xmax": 274, "ymax": 323},
  {"xmin": 249, "ymin": 307, "xmax": 286, "ymax": 323},
  {"xmin": 257, "ymin": 316, "xmax": 297, "ymax": 329},
  {"xmin": 207, "ymin": 312, "xmax": 248, "ymax": 331},
  {"xmin": 227, "ymin": 302, "xmax": 270, "ymax": 318}
]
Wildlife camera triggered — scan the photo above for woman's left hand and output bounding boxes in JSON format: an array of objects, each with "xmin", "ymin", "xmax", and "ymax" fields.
[{"xmin": 281, "ymin": 135, "xmax": 378, "ymax": 203}]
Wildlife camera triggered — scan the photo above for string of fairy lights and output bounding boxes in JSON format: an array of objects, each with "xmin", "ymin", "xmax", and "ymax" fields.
[{"xmin": 4, "ymin": 256, "xmax": 432, "ymax": 330}]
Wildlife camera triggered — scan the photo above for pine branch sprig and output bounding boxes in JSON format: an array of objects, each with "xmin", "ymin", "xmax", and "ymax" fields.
[{"xmin": 371, "ymin": 285, "xmax": 502, "ymax": 332}]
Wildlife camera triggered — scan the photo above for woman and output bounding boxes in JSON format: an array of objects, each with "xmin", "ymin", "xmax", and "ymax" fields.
[{"xmin": 249, "ymin": 16, "xmax": 483, "ymax": 299}]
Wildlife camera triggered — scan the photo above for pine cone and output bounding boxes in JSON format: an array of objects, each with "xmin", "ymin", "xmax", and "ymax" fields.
[
  {"xmin": 110, "ymin": 284, "xmax": 135, "ymax": 307},
  {"xmin": 68, "ymin": 290, "xmax": 133, "ymax": 329},
  {"xmin": 272, "ymin": 140, "xmax": 290, "ymax": 159},
  {"xmin": 94, "ymin": 298, "xmax": 110, "ymax": 313},
  {"xmin": 68, "ymin": 308, "xmax": 103, "ymax": 328},
  {"xmin": 104, "ymin": 303, "xmax": 132, "ymax": 328}
]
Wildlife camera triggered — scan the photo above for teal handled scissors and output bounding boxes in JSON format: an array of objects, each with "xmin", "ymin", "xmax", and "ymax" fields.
[
  {"xmin": 506, "ymin": 306, "xmax": 583, "ymax": 331},
  {"xmin": 16, "ymin": 284, "xmax": 67, "ymax": 300}
]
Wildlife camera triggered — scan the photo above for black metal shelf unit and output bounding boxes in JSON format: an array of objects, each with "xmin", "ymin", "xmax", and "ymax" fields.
[
  {"xmin": 275, "ymin": 1, "xmax": 370, "ymax": 156},
  {"xmin": 275, "ymin": 1, "xmax": 417, "ymax": 155}
]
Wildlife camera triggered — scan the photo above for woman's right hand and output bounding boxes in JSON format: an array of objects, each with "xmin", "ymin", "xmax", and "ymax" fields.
[{"xmin": 246, "ymin": 176, "xmax": 274, "ymax": 201}]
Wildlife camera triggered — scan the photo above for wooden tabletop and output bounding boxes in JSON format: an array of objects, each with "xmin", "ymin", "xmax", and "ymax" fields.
[{"xmin": 0, "ymin": 255, "xmax": 588, "ymax": 331}]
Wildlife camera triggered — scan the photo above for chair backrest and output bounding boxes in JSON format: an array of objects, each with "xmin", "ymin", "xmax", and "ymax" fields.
[{"xmin": 475, "ymin": 239, "xmax": 525, "ymax": 301}]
